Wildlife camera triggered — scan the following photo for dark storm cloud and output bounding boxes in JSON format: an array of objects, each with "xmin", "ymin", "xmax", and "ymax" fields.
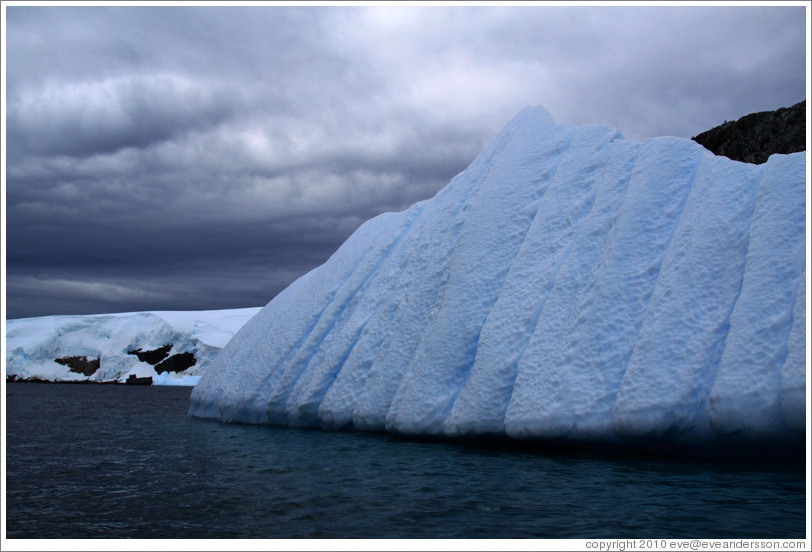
[{"xmin": 3, "ymin": 4, "xmax": 807, "ymax": 319}]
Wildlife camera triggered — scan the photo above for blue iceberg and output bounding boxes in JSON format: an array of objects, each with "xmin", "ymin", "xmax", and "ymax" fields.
[{"xmin": 189, "ymin": 106, "xmax": 806, "ymax": 453}]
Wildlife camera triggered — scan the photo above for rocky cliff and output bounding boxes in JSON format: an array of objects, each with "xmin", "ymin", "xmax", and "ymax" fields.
[{"xmin": 691, "ymin": 100, "xmax": 806, "ymax": 164}]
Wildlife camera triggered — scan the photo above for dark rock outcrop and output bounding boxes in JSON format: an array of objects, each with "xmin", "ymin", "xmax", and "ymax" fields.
[
  {"xmin": 154, "ymin": 352, "xmax": 196, "ymax": 374},
  {"xmin": 6, "ymin": 375, "xmax": 116, "ymax": 384},
  {"xmin": 42, "ymin": 345, "xmax": 195, "ymax": 381},
  {"xmin": 691, "ymin": 100, "xmax": 806, "ymax": 164},
  {"xmin": 127, "ymin": 344, "xmax": 196, "ymax": 373},
  {"xmin": 127, "ymin": 344, "xmax": 172, "ymax": 365},
  {"xmin": 54, "ymin": 356, "xmax": 100, "ymax": 376},
  {"xmin": 125, "ymin": 374, "xmax": 153, "ymax": 385}
]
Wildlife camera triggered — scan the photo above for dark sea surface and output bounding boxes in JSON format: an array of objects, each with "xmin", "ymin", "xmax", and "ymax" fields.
[{"xmin": 5, "ymin": 382, "xmax": 807, "ymax": 539}]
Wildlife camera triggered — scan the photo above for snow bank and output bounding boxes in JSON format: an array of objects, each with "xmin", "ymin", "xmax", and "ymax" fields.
[{"xmin": 189, "ymin": 106, "xmax": 806, "ymax": 453}]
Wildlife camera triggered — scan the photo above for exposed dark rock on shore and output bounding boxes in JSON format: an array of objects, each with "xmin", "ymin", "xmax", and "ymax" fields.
[
  {"xmin": 125, "ymin": 374, "xmax": 154, "ymax": 385},
  {"xmin": 127, "ymin": 344, "xmax": 172, "ymax": 365},
  {"xmin": 7, "ymin": 375, "xmax": 111, "ymax": 384},
  {"xmin": 691, "ymin": 100, "xmax": 806, "ymax": 164},
  {"xmin": 154, "ymin": 352, "xmax": 196, "ymax": 374},
  {"xmin": 6, "ymin": 374, "xmax": 154, "ymax": 385},
  {"xmin": 54, "ymin": 356, "xmax": 100, "ymax": 377},
  {"xmin": 126, "ymin": 344, "xmax": 197, "ymax": 374}
]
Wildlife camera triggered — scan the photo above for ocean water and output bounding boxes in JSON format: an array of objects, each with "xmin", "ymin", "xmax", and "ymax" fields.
[{"xmin": 5, "ymin": 383, "xmax": 806, "ymax": 539}]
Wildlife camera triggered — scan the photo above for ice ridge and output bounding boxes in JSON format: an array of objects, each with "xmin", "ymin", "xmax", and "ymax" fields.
[{"xmin": 189, "ymin": 106, "xmax": 806, "ymax": 452}]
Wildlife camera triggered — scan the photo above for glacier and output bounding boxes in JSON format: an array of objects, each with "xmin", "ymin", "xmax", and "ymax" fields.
[
  {"xmin": 189, "ymin": 106, "xmax": 806, "ymax": 453},
  {"xmin": 6, "ymin": 308, "xmax": 261, "ymax": 385}
]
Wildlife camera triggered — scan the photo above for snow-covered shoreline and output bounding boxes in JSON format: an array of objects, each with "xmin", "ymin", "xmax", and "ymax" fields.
[
  {"xmin": 6, "ymin": 374, "xmax": 201, "ymax": 386},
  {"xmin": 5, "ymin": 307, "xmax": 261, "ymax": 385}
]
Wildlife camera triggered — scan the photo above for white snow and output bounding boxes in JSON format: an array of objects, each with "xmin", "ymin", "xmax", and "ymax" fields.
[
  {"xmin": 6, "ymin": 307, "xmax": 261, "ymax": 384},
  {"xmin": 189, "ymin": 105, "xmax": 806, "ymax": 450}
]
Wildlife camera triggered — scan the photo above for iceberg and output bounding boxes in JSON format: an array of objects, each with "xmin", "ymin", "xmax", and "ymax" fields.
[{"xmin": 189, "ymin": 106, "xmax": 806, "ymax": 452}]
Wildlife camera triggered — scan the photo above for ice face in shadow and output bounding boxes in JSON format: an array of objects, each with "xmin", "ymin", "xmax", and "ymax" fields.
[{"xmin": 189, "ymin": 106, "xmax": 806, "ymax": 453}]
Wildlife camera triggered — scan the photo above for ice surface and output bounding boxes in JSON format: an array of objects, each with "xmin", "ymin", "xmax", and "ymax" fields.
[
  {"xmin": 189, "ymin": 106, "xmax": 806, "ymax": 450},
  {"xmin": 6, "ymin": 308, "xmax": 261, "ymax": 384}
]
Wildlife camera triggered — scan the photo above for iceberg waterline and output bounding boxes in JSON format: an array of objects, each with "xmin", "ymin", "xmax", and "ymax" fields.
[{"xmin": 189, "ymin": 106, "xmax": 806, "ymax": 450}]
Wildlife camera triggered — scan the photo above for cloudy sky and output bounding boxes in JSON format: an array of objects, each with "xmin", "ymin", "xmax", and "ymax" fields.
[{"xmin": 3, "ymin": 3, "xmax": 807, "ymax": 319}]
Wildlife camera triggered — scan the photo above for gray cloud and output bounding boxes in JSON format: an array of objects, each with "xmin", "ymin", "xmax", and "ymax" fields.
[
  {"xmin": 8, "ymin": 74, "xmax": 238, "ymax": 157},
  {"xmin": 4, "ymin": 5, "xmax": 807, "ymax": 319}
]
